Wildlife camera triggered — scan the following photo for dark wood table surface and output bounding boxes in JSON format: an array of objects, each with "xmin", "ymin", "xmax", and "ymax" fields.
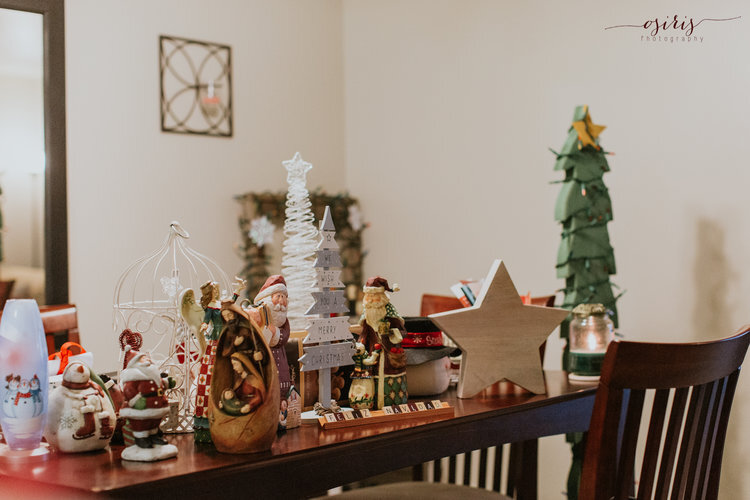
[{"xmin": 0, "ymin": 371, "xmax": 596, "ymax": 499}]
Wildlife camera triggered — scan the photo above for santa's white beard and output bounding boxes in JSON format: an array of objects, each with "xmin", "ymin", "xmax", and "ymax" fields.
[
  {"xmin": 264, "ymin": 300, "xmax": 287, "ymax": 328},
  {"xmin": 131, "ymin": 362, "xmax": 162, "ymax": 384},
  {"xmin": 364, "ymin": 303, "xmax": 386, "ymax": 330}
]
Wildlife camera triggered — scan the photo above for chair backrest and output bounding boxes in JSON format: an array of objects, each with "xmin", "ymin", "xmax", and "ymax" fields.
[
  {"xmin": 419, "ymin": 293, "xmax": 556, "ymax": 316},
  {"xmin": 39, "ymin": 304, "xmax": 80, "ymax": 354},
  {"xmin": 419, "ymin": 294, "xmax": 463, "ymax": 316},
  {"xmin": 580, "ymin": 326, "xmax": 750, "ymax": 500}
]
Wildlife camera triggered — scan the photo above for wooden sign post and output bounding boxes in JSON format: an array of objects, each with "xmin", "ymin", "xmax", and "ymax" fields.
[{"xmin": 299, "ymin": 206, "xmax": 354, "ymax": 413}]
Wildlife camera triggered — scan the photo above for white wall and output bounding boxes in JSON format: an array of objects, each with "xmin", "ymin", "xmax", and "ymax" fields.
[
  {"xmin": 66, "ymin": 0, "xmax": 344, "ymax": 369},
  {"xmin": 343, "ymin": 1, "xmax": 750, "ymax": 498}
]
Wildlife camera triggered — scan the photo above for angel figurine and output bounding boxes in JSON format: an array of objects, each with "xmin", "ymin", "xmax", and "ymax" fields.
[{"xmin": 179, "ymin": 276, "xmax": 246, "ymax": 443}]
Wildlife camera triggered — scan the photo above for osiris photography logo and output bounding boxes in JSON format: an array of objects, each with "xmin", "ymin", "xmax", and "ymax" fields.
[{"xmin": 605, "ymin": 15, "xmax": 741, "ymax": 44}]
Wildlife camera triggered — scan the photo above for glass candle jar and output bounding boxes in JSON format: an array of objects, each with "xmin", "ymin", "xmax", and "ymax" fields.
[{"xmin": 567, "ymin": 303, "xmax": 615, "ymax": 380}]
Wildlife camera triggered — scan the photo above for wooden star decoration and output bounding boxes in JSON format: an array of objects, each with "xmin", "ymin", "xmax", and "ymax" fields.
[
  {"xmin": 571, "ymin": 105, "xmax": 606, "ymax": 150},
  {"xmin": 430, "ymin": 260, "xmax": 568, "ymax": 397}
]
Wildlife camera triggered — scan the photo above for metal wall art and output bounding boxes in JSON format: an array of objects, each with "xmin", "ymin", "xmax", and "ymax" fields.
[{"xmin": 159, "ymin": 35, "xmax": 232, "ymax": 137}]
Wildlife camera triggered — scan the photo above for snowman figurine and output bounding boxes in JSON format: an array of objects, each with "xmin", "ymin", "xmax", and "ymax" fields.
[
  {"xmin": 45, "ymin": 362, "xmax": 115, "ymax": 453},
  {"xmin": 13, "ymin": 379, "xmax": 35, "ymax": 420},
  {"xmin": 2, "ymin": 375, "xmax": 19, "ymax": 419},
  {"xmin": 30, "ymin": 375, "xmax": 43, "ymax": 417}
]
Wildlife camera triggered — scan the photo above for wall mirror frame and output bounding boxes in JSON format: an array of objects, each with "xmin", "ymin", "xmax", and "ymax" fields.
[{"xmin": 1, "ymin": 0, "xmax": 67, "ymax": 305}]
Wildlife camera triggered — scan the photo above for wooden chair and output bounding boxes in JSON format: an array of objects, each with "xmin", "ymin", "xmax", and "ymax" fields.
[
  {"xmin": 419, "ymin": 293, "xmax": 555, "ymax": 316},
  {"xmin": 39, "ymin": 304, "xmax": 80, "ymax": 354},
  {"xmin": 580, "ymin": 326, "xmax": 750, "ymax": 500},
  {"xmin": 0, "ymin": 279, "xmax": 15, "ymax": 310},
  {"xmin": 420, "ymin": 293, "xmax": 463, "ymax": 316}
]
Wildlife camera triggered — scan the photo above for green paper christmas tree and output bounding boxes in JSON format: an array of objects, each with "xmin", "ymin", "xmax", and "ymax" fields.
[{"xmin": 553, "ymin": 105, "xmax": 619, "ymax": 370}]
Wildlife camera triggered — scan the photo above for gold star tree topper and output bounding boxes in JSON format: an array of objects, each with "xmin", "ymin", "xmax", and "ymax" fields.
[
  {"xmin": 571, "ymin": 105, "xmax": 606, "ymax": 149},
  {"xmin": 430, "ymin": 260, "xmax": 568, "ymax": 397}
]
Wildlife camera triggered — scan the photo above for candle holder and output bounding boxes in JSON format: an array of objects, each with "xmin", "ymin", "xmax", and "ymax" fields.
[
  {"xmin": 567, "ymin": 303, "xmax": 614, "ymax": 381},
  {"xmin": 0, "ymin": 299, "xmax": 50, "ymax": 458}
]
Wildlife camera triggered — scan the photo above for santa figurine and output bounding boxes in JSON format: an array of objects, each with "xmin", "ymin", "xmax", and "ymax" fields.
[
  {"xmin": 118, "ymin": 330, "xmax": 178, "ymax": 462},
  {"xmin": 350, "ymin": 276, "xmax": 408, "ymax": 409},
  {"xmin": 45, "ymin": 362, "xmax": 115, "ymax": 453},
  {"xmin": 247, "ymin": 275, "xmax": 293, "ymax": 430}
]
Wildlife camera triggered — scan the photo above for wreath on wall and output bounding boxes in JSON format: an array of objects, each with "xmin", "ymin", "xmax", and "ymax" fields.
[{"xmin": 235, "ymin": 190, "xmax": 367, "ymax": 315}]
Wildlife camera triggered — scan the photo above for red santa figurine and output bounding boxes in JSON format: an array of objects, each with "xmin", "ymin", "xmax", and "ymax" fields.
[
  {"xmin": 118, "ymin": 330, "xmax": 178, "ymax": 462},
  {"xmin": 248, "ymin": 275, "xmax": 292, "ymax": 430}
]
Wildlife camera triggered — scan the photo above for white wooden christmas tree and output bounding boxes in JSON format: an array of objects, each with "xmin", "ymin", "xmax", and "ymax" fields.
[{"xmin": 298, "ymin": 206, "xmax": 354, "ymax": 411}]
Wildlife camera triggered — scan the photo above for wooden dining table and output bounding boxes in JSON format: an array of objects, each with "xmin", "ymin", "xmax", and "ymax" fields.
[{"xmin": 0, "ymin": 371, "xmax": 596, "ymax": 499}]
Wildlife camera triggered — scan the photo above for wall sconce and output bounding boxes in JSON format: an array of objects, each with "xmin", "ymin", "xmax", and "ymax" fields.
[{"xmin": 159, "ymin": 35, "xmax": 232, "ymax": 137}]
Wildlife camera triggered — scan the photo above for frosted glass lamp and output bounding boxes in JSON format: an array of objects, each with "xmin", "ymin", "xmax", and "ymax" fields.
[{"xmin": 0, "ymin": 299, "xmax": 49, "ymax": 457}]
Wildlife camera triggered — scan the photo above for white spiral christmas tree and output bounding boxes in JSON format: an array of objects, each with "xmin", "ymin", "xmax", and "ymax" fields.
[{"xmin": 281, "ymin": 152, "xmax": 319, "ymax": 329}]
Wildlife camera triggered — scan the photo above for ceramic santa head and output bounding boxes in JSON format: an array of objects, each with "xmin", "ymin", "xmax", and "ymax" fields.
[
  {"xmin": 254, "ymin": 275, "xmax": 287, "ymax": 304},
  {"xmin": 120, "ymin": 351, "xmax": 161, "ymax": 385},
  {"xmin": 363, "ymin": 276, "xmax": 400, "ymax": 295},
  {"xmin": 362, "ymin": 276, "xmax": 399, "ymax": 326},
  {"xmin": 118, "ymin": 330, "xmax": 163, "ymax": 393},
  {"xmin": 254, "ymin": 275, "xmax": 288, "ymax": 328}
]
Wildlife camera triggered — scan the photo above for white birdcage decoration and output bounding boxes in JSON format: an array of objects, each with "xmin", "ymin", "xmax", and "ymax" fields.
[{"xmin": 113, "ymin": 221, "xmax": 232, "ymax": 433}]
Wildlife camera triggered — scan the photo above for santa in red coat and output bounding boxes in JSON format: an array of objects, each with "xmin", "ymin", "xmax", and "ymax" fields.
[
  {"xmin": 248, "ymin": 276, "xmax": 291, "ymax": 403},
  {"xmin": 118, "ymin": 346, "xmax": 172, "ymax": 449}
]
